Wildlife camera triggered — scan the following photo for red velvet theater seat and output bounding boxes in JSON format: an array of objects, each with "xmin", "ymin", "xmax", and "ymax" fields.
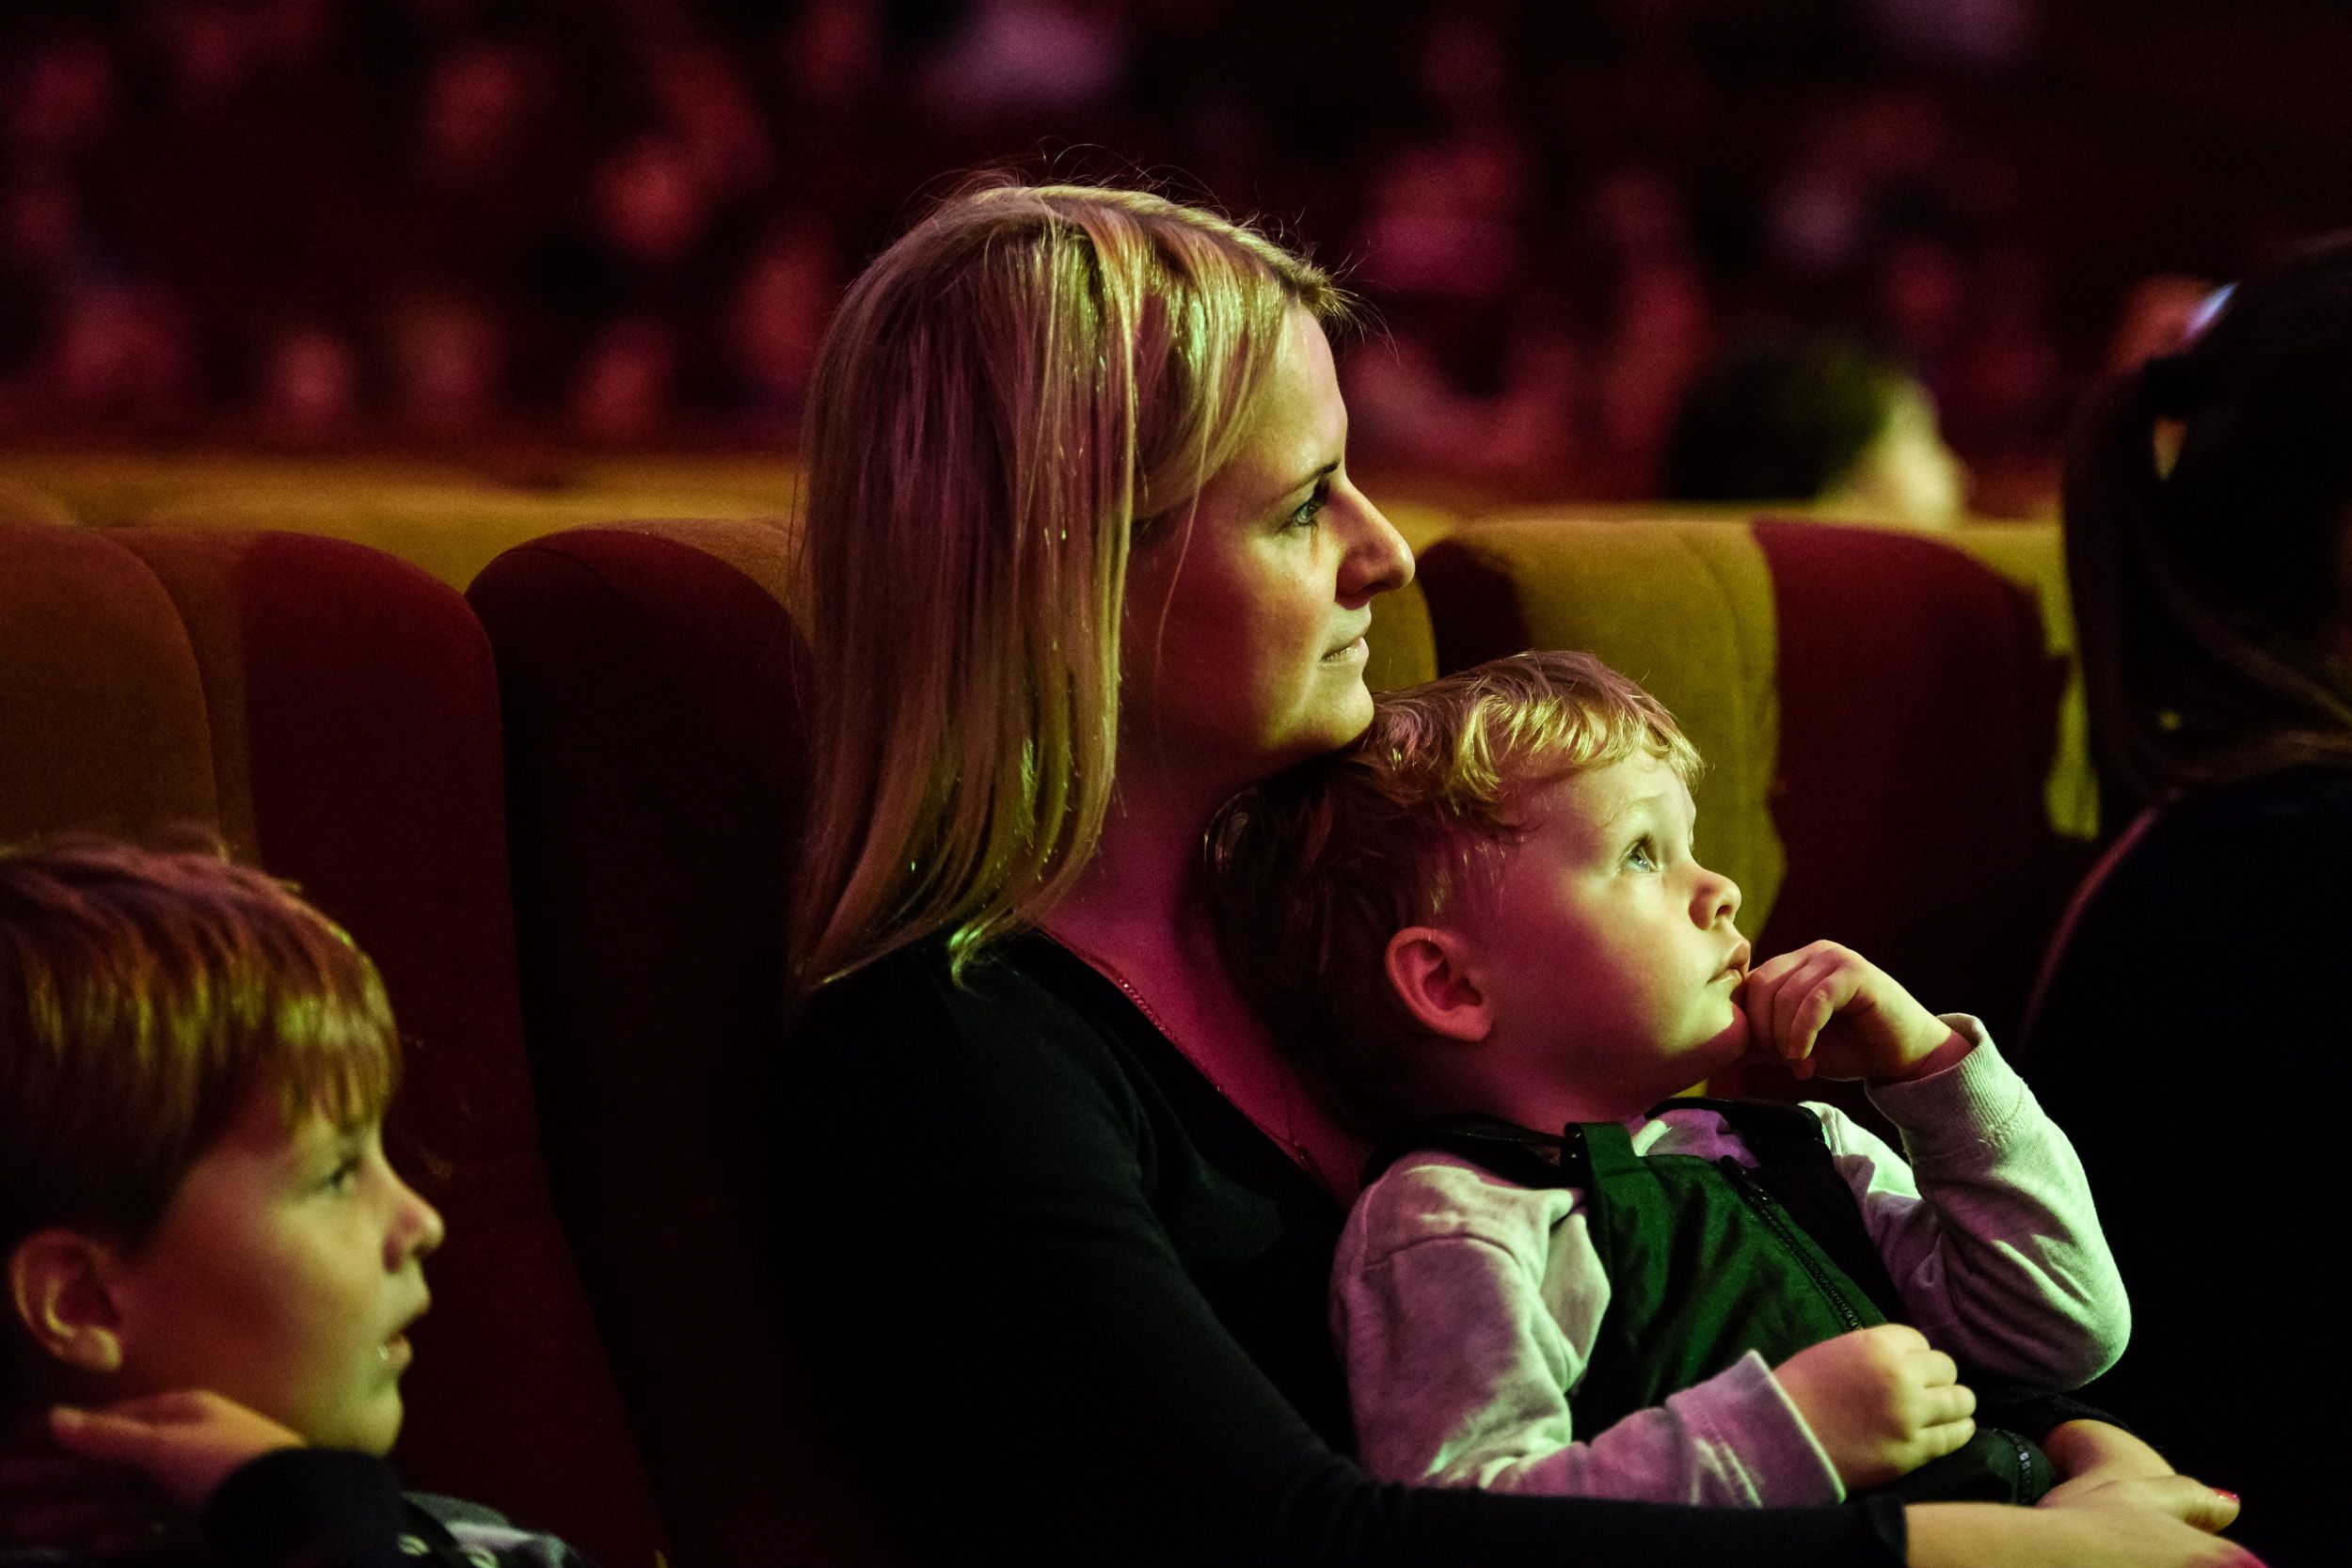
[
  {"xmin": 469, "ymin": 521, "xmax": 896, "ymax": 1568},
  {"xmin": 0, "ymin": 522, "xmax": 663, "ymax": 1568}
]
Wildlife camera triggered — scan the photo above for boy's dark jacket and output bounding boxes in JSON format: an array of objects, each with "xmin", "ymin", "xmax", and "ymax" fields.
[{"xmin": 0, "ymin": 1449, "xmax": 591, "ymax": 1568}]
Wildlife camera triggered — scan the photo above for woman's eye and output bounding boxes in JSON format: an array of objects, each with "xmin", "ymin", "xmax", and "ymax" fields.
[{"xmin": 1286, "ymin": 479, "xmax": 1330, "ymax": 531}]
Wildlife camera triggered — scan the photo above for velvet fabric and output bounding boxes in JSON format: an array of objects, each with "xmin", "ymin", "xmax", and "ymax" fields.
[
  {"xmin": 1744, "ymin": 519, "xmax": 2066, "ymax": 1048},
  {"xmin": 0, "ymin": 522, "xmax": 662, "ymax": 1568},
  {"xmin": 136, "ymin": 486, "xmax": 787, "ymax": 592},
  {"xmin": 469, "ymin": 520, "xmax": 896, "ymax": 1568}
]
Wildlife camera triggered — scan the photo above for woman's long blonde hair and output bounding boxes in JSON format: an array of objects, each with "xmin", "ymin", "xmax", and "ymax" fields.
[{"xmin": 787, "ymin": 182, "xmax": 1342, "ymax": 1000}]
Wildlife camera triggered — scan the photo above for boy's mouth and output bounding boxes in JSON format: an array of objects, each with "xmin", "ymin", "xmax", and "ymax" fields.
[{"xmin": 383, "ymin": 1296, "xmax": 429, "ymax": 1371}]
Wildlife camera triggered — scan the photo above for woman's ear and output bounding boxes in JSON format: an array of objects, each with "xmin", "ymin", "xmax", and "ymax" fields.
[
  {"xmin": 1385, "ymin": 927, "xmax": 1493, "ymax": 1042},
  {"xmin": 8, "ymin": 1229, "xmax": 126, "ymax": 1376}
]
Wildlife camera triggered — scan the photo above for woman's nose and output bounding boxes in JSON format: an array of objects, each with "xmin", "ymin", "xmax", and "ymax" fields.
[{"xmin": 1340, "ymin": 483, "xmax": 1415, "ymax": 602}]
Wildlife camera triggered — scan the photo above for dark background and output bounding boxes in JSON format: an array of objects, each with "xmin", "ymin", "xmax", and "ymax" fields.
[{"xmin": 2, "ymin": 0, "xmax": 2344, "ymax": 507}]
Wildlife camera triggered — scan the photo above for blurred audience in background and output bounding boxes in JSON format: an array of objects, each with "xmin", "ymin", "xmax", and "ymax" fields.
[
  {"xmin": 0, "ymin": 0, "xmax": 2318, "ymax": 511},
  {"xmin": 1662, "ymin": 328, "xmax": 1963, "ymax": 526}
]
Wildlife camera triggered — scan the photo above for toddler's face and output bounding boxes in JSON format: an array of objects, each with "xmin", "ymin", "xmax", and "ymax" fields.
[
  {"xmin": 102, "ymin": 1090, "xmax": 443, "ymax": 1455},
  {"xmin": 1465, "ymin": 752, "xmax": 1752, "ymax": 1110}
]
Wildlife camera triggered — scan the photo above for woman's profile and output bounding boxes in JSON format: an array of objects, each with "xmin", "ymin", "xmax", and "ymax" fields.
[{"xmin": 777, "ymin": 179, "xmax": 2256, "ymax": 1566}]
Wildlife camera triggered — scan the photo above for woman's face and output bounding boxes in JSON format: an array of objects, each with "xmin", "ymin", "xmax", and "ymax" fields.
[{"xmin": 1120, "ymin": 309, "xmax": 1414, "ymax": 797}]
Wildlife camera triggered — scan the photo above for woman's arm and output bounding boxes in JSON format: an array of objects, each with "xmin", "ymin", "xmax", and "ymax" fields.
[{"xmin": 1910, "ymin": 1490, "xmax": 2250, "ymax": 1568}]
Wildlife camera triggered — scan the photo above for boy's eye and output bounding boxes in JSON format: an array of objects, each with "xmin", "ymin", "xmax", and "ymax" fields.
[
  {"xmin": 1285, "ymin": 477, "xmax": 1330, "ymax": 531},
  {"xmin": 322, "ymin": 1153, "xmax": 362, "ymax": 1194}
]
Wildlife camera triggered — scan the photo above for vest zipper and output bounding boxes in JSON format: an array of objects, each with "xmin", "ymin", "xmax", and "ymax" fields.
[{"xmin": 1717, "ymin": 1156, "xmax": 1865, "ymax": 1332}]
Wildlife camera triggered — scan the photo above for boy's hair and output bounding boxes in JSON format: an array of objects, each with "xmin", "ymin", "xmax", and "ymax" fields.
[
  {"xmin": 0, "ymin": 838, "xmax": 399, "ymax": 1264},
  {"xmin": 1208, "ymin": 652, "xmax": 1700, "ymax": 1133}
]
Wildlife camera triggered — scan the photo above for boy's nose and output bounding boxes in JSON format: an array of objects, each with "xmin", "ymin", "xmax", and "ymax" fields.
[{"xmin": 393, "ymin": 1179, "xmax": 448, "ymax": 1265}]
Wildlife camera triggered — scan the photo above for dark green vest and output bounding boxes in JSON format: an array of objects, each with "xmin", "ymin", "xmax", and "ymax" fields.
[{"xmin": 1370, "ymin": 1100, "xmax": 2057, "ymax": 1504}]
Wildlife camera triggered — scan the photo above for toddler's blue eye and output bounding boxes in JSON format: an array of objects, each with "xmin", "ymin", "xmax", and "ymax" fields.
[{"xmin": 1625, "ymin": 838, "xmax": 1660, "ymax": 872}]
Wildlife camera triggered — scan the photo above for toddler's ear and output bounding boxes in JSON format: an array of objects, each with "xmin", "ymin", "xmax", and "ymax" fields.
[
  {"xmin": 1385, "ymin": 927, "xmax": 1493, "ymax": 1043},
  {"xmin": 8, "ymin": 1230, "xmax": 126, "ymax": 1376}
]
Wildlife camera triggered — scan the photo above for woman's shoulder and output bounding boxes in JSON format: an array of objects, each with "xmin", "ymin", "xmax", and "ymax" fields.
[
  {"xmin": 2096, "ymin": 765, "xmax": 2352, "ymax": 902},
  {"xmin": 799, "ymin": 931, "xmax": 1105, "ymax": 1043},
  {"xmin": 788, "ymin": 931, "xmax": 1153, "ymax": 1122},
  {"xmin": 2036, "ymin": 766, "xmax": 2352, "ymax": 1050}
]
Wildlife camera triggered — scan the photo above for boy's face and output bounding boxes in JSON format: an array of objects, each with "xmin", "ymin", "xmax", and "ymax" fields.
[
  {"xmin": 1462, "ymin": 752, "xmax": 1751, "ymax": 1116},
  {"xmin": 102, "ymin": 1089, "xmax": 443, "ymax": 1455}
]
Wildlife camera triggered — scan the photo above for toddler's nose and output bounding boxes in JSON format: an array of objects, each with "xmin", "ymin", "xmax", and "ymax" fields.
[{"xmin": 1697, "ymin": 866, "xmax": 1741, "ymax": 927}]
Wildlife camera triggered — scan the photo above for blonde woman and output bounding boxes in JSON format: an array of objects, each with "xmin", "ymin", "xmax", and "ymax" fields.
[{"xmin": 778, "ymin": 182, "xmax": 2256, "ymax": 1567}]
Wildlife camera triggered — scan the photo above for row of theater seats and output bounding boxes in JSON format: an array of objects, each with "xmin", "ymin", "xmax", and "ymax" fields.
[{"xmin": 0, "ymin": 456, "xmax": 2094, "ymax": 1568}]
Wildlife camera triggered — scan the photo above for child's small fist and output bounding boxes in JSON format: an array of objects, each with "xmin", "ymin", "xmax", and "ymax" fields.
[
  {"xmin": 49, "ymin": 1391, "xmax": 303, "ymax": 1514},
  {"xmin": 1774, "ymin": 1323, "xmax": 1977, "ymax": 1490},
  {"xmin": 1737, "ymin": 941, "xmax": 1968, "ymax": 1083}
]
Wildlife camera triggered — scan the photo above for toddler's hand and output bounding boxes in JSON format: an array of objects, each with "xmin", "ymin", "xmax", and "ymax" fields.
[
  {"xmin": 1738, "ymin": 940, "xmax": 1969, "ymax": 1083},
  {"xmin": 1774, "ymin": 1323, "xmax": 1977, "ymax": 1490},
  {"xmin": 49, "ymin": 1391, "xmax": 303, "ymax": 1514}
]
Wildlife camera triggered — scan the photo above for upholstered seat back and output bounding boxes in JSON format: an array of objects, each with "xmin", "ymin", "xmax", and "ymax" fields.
[
  {"xmin": 469, "ymin": 520, "xmax": 896, "ymax": 1568},
  {"xmin": 0, "ymin": 522, "xmax": 663, "ymax": 1568}
]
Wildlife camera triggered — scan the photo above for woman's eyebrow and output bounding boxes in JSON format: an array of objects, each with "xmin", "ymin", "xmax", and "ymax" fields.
[{"xmin": 1275, "ymin": 458, "xmax": 1341, "ymax": 501}]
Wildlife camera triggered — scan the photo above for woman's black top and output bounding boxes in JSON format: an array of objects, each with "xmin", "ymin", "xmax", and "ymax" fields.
[
  {"xmin": 2026, "ymin": 765, "xmax": 2352, "ymax": 1567},
  {"xmin": 780, "ymin": 932, "xmax": 1908, "ymax": 1565}
]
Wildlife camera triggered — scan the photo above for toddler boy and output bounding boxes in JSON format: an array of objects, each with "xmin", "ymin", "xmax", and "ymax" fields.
[
  {"xmin": 1208, "ymin": 651, "xmax": 2131, "ymax": 1507},
  {"xmin": 0, "ymin": 838, "xmax": 590, "ymax": 1566}
]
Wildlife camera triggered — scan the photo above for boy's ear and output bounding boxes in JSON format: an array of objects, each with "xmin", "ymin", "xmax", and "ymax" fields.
[
  {"xmin": 1385, "ymin": 927, "xmax": 1493, "ymax": 1043},
  {"xmin": 7, "ymin": 1229, "xmax": 127, "ymax": 1376}
]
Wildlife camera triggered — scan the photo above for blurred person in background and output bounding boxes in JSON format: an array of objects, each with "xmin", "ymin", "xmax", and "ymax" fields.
[
  {"xmin": 1662, "ymin": 328, "xmax": 1965, "ymax": 526},
  {"xmin": 719, "ymin": 221, "xmax": 834, "ymax": 438},
  {"xmin": 2025, "ymin": 234, "xmax": 2352, "ymax": 1567},
  {"xmin": 382, "ymin": 291, "xmax": 505, "ymax": 438}
]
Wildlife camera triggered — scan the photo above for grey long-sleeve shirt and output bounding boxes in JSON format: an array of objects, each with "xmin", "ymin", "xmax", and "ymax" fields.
[{"xmin": 1332, "ymin": 1025, "xmax": 2128, "ymax": 1504}]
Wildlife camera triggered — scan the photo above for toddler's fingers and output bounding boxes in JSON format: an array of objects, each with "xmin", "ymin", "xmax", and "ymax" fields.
[
  {"xmin": 1918, "ymin": 1415, "xmax": 1977, "ymax": 1463},
  {"xmin": 1789, "ymin": 982, "xmax": 1838, "ymax": 1063},
  {"xmin": 1915, "ymin": 1347, "xmax": 1962, "ymax": 1390},
  {"xmin": 1911, "ymin": 1380, "xmax": 1976, "ymax": 1430}
]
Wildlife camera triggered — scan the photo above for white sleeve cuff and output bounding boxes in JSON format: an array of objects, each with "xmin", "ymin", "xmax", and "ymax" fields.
[
  {"xmin": 1866, "ymin": 1016, "xmax": 2032, "ymax": 1157},
  {"xmin": 1665, "ymin": 1350, "xmax": 1847, "ymax": 1506}
]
